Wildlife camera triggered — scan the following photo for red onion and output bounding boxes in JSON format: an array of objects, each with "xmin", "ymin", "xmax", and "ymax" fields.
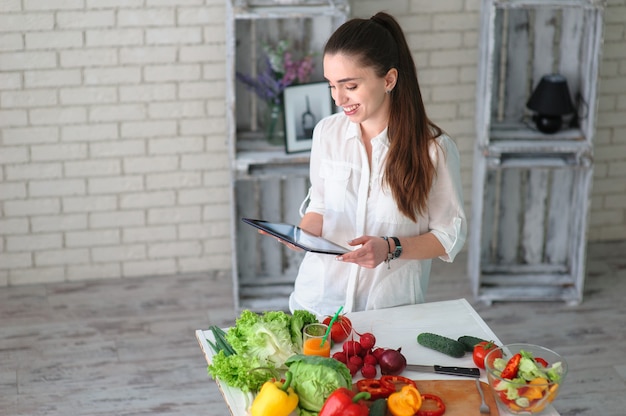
[{"xmin": 379, "ymin": 348, "xmax": 407, "ymax": 375}]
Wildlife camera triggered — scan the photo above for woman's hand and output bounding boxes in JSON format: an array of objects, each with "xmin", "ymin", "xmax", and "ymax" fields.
[{"xmin": 336, "ymin": 236, "xmax": 389, "ymax": 268}]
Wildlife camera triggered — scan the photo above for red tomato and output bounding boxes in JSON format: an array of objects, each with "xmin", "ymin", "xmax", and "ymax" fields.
[
  {"xmin": 473, "ymin": 341, "xmax": 499, "ymax": 369},
  {"xmin": 535, "ymin": 357, "xmax": 549, "ymax": 367},
  {"xmin": 322, "ymin": 315, "xmax": 353, "ymax": 343}
]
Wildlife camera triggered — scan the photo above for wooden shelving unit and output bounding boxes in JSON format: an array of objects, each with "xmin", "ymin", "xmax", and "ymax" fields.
[
  {"xmin": 225, "ymin": 0, "xmax": 349, "ymax": 311},
  {"xmin": 469, "ymin": 0, "xmax": 605, "ymax": 305}
]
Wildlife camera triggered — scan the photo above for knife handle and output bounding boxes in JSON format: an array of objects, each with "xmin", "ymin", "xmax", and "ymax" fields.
[{"xmin": 434, "ymin": 365, "xmax": 480, "ymax": 378}]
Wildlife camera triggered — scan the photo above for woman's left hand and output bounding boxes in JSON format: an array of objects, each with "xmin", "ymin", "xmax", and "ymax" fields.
[{"xmin": 336, "ymin": 236, "xmax": 389, "ymax": 268}]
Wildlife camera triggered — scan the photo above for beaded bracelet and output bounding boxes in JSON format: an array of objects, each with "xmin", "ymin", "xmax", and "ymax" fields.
[
  {"xmin": 381, "ymin": 236, "xmax": 393, "ymax": 269},
  {"xmin": 381, "ymin": 236, "xmax": 402, "ymax": 269}
]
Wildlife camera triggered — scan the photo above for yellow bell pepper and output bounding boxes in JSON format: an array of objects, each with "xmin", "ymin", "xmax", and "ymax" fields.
[
  {"xmin": 250, "ymin": 371, "xmax": 298, "ymax": 416},
  {"xmin": 387, "ymin": 384, "xmax": 423, "ymax": 416}
]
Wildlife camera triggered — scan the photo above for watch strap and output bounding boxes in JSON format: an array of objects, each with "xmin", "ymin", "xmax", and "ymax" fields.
[{"xmin": 389, "ymin": 236, "xmax": 402, "ymax": 259}]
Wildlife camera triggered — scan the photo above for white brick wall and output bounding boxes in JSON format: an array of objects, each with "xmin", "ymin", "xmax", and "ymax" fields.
[
  {"xmin": 588, "ymin": 0, "xmax": 626, "ymax": 240},
  {"xmin": 1, "ymin": 0, "xmax": 625, "ymax": 288},
  {"xmin": 0, "ymin": 0, "xmax": 230, "ymax": 286}
]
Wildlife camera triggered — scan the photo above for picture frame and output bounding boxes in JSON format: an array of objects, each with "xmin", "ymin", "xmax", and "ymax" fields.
[{"xmin": 283, "ymin": 82, "xmax": 333, "ymax": 154}]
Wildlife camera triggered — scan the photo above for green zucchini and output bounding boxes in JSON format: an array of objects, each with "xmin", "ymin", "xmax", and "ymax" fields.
[
  {"xmin": 368, "ymin": 398, "xmax": 387, "ymax": 416},
  {"xmin": 457, "ymin": 335, "xmax": 488, "ymax": 352},
  {"xmin": 417, "ymin": 332, "xmax": 466, "ymax": 358}
]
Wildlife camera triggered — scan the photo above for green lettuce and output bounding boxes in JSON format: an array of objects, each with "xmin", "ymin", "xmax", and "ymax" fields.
[
  {"xmin": 546, "ymin": 361, "xmax": 564, "ymax": 382},
  {"xmin": 290, "ymin": 309, "xmax": 319, "ymax": 351},
  {"xmin": 518, "ymin": 351, "xmax": 545, "ymax": 381},
  {"xmin": 518, "ymin": 350, "xmax": 563, "ymax": 383},
  {"xmin": 207, "ymin": 350, "xmax": 267, "ymax": 392},
  {"xmin": 227, "ymin": 310, "xmax": 296, "ymax": 367},
  {"xmin": 207, "ymin": 309, "xmax": 318, "ymax": 392},
  {"xmin": 285, "ymin": 354, "xmax": 352, "ymax": 414}
]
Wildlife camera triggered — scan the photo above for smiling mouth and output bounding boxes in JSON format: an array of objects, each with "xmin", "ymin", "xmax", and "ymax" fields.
[{"xmin": 342, "ymin": 104, "xmax": 359, "ymax": 114}]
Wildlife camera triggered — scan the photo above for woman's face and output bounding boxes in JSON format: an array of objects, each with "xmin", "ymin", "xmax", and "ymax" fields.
[{"xmin": 323, "ymin": 53, "xmax": 396, "ymax": 130}]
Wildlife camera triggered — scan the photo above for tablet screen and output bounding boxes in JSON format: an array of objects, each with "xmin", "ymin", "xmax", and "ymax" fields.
[{"xmin": 241, "ymin": 218, "xmax": 350, "ymax": 255}]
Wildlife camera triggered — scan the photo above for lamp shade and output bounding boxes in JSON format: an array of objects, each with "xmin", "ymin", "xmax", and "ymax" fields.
[{"xmin": 526, "ymin": 74, "xmax": 575, "ymax": 116}]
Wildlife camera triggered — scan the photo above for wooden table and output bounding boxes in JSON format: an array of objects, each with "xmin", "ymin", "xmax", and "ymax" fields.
[{"xmin": 196, "ymin": 298, "xmax": 560, "ymax": 416}]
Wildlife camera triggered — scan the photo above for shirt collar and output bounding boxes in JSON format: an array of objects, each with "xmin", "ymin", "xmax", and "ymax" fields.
[
  {"xmin": 344, "ymin": 121, "xmax": 389, "ymax": 146},
  {"xmin": 345, "ymin": 120, "xmax": 360, "ymax": 141}
]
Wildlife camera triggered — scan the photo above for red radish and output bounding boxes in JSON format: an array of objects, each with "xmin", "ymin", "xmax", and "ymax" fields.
[
  {"xmin": 332, "ymin": 351, "xmax": 347, "ymax": 364},
  {"xmin": 346, "ymin": 361, "xmax": 360, "ymax": 376},
  {"xmin": 363, "ymin": 353, "xmax": 378, "ymax": 366},
  {"xmin": 372, "ymin": 347, "xmax": 386, "ymax": 361},
  {"xmin": 359, "ymin": 332, "xmax": 376, "ymax": 350},
  {"xmin": 361, "ymin": 364, "xmax": 377, "ymax": 379},
  {"xmin": 349, "ymin": 355, "xmax": 363, "ymax": 369},
  {"xmin": 343, "ymin": 340, "xmax": 363, "ymax": 357}
]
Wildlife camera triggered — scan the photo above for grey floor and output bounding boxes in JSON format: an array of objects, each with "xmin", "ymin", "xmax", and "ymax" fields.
[{"xmin": 1, "ymin": 240, "xmax": 625, "ymax": 416}]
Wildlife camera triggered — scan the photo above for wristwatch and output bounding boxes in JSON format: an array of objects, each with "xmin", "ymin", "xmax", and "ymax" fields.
[{"xmin": 389, "ymin": 236, "xmax": 402, "ymax": 259}]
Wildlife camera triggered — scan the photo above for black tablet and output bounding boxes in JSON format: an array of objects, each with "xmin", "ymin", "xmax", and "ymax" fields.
[{"xmin": 241, "ymin": 218, "xmax": 350, "ymax": 255}]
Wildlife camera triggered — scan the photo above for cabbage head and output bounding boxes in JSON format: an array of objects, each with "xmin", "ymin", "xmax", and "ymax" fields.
[{"xmin": 285, "ymin": 354, "xmax": 352, "ymax": 414}]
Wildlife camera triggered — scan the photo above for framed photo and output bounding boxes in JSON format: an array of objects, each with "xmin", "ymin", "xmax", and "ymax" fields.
[{"xmin": 283, "ymin": 82, "xmax": 332, "ymax": 154}]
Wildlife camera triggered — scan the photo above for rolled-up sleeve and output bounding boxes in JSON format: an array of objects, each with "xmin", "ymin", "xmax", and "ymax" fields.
[{"xmin": 427, "ymin": 135, "xmax": 467, "ymax": 262}]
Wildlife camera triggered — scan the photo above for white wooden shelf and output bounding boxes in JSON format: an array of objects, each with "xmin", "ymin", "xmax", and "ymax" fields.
[
  {"xmin": 490, "ymin": 0, "xmax": 604, "ymax": 8},
  {"xmin": 469, "ymin": 0, "xmax": 605, "ymax": 305},
  {"xmin": 225, "ymin": 0, "xmax": 349, "ymax": 311},
  {"xmin": 233, "ymin": 4, "xmax": 349, "ymax": 19}
]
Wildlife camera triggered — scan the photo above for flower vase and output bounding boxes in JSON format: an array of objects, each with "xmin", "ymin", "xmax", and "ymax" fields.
[{"xmin": 264, "ymin": 104, "xmax": 285, "ymax": 146}]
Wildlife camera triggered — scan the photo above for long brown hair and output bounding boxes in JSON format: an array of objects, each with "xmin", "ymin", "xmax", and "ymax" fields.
[{"xmin": 324, "ymin": 12, "xmax": 442, "ymax": 222}]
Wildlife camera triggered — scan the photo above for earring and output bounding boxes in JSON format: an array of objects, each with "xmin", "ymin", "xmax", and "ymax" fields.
[{"xmin": 386, "ymin": 90, "xmax": 392, "ymax": 94}]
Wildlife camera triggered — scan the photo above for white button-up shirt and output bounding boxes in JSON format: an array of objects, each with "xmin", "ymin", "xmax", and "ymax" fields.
[{"xmin": 289, "ymin": 112, "xmax": 467, "ymax": 316}]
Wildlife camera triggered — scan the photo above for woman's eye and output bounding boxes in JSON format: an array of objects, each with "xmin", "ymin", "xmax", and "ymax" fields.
[{"xmin": 346, "ymin": 85, "xmax": 357, "ymax": 91}]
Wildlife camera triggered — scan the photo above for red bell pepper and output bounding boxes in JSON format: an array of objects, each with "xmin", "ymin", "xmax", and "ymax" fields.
[
  {"xmin": 318, "ymin": 387, "xmax": 371, "ymax": 416},
  {"xmin": 380, "ymin": 375, "xmax": 417, "ymax": 392},
  {"xmin": 416, "ymin": 393, "xmax": 446, "ymax": 416},
  {"xmin": 501, "ymin": 353, "xmax": 522, "ymax": 379},
  {"xmin": 356, "ymin": 378, "xmax": 395, "ymax": 400}
]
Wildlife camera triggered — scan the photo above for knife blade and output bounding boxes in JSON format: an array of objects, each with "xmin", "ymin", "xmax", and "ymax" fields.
[{"xmin": 405, "ymin": 364, "xmax": 480, "ymax": 378}]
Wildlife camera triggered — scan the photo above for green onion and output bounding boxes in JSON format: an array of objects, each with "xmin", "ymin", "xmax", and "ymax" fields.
[{"xmin": 208, "ymin": 325, "xmax": 236, "ymax": 356}]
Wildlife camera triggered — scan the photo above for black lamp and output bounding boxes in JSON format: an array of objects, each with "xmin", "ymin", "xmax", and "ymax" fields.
[{"xmin": 526, "ymin": 74, "xmax": 575, "ymax": 134}]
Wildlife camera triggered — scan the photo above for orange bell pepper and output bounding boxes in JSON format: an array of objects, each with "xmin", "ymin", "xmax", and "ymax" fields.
[
  {"xmin": 387, "ymin": 384, "xmax": 422, "ymax": 416},
  {"xmin": 521, "ymin": 377, "xmax": 549, "ymax": 400}
]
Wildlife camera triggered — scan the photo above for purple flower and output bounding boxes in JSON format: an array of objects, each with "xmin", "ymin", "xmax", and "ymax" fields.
[{"xmin": 236, "ymin": 42, "xmax": 315, "ymax": 106}]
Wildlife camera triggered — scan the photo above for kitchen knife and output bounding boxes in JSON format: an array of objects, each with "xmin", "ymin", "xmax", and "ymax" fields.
[{"xmin": 405, "ymin": 364, "xmax": 480, "ymax": 378}]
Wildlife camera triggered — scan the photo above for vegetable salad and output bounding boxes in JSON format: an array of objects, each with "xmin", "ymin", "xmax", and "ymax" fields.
[{"xmin": 489, "ymin": 349, "xmax": 565, "ymax": 413}]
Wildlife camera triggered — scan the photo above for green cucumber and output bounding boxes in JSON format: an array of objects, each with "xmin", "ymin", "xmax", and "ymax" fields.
[
  {"xmin": 457, "ymin": 335, "xmax": 488, "ymax": 352},
  {"xmin": 369, "ymin": 398, "xmax": 387, "ymax": 416},
  {"xmin": 417, "ymin": 332, "xmax": 466, "ymax": 358}
]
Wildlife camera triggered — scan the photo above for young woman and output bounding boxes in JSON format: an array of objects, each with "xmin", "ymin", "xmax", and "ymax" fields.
[{"xmin": 288, "ymin": 11, "xmax": 467, "ymax": 315}]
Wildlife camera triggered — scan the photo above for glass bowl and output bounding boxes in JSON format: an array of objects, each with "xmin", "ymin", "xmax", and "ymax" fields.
[{"xmin": 484, "ymin": 343, "xmax": 568, "ymax": 415}]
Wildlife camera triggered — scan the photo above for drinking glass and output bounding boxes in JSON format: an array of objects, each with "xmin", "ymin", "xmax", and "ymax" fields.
[{"xmin": 302, "ymin": 323, "xmax": 331, "ymax": 357}]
